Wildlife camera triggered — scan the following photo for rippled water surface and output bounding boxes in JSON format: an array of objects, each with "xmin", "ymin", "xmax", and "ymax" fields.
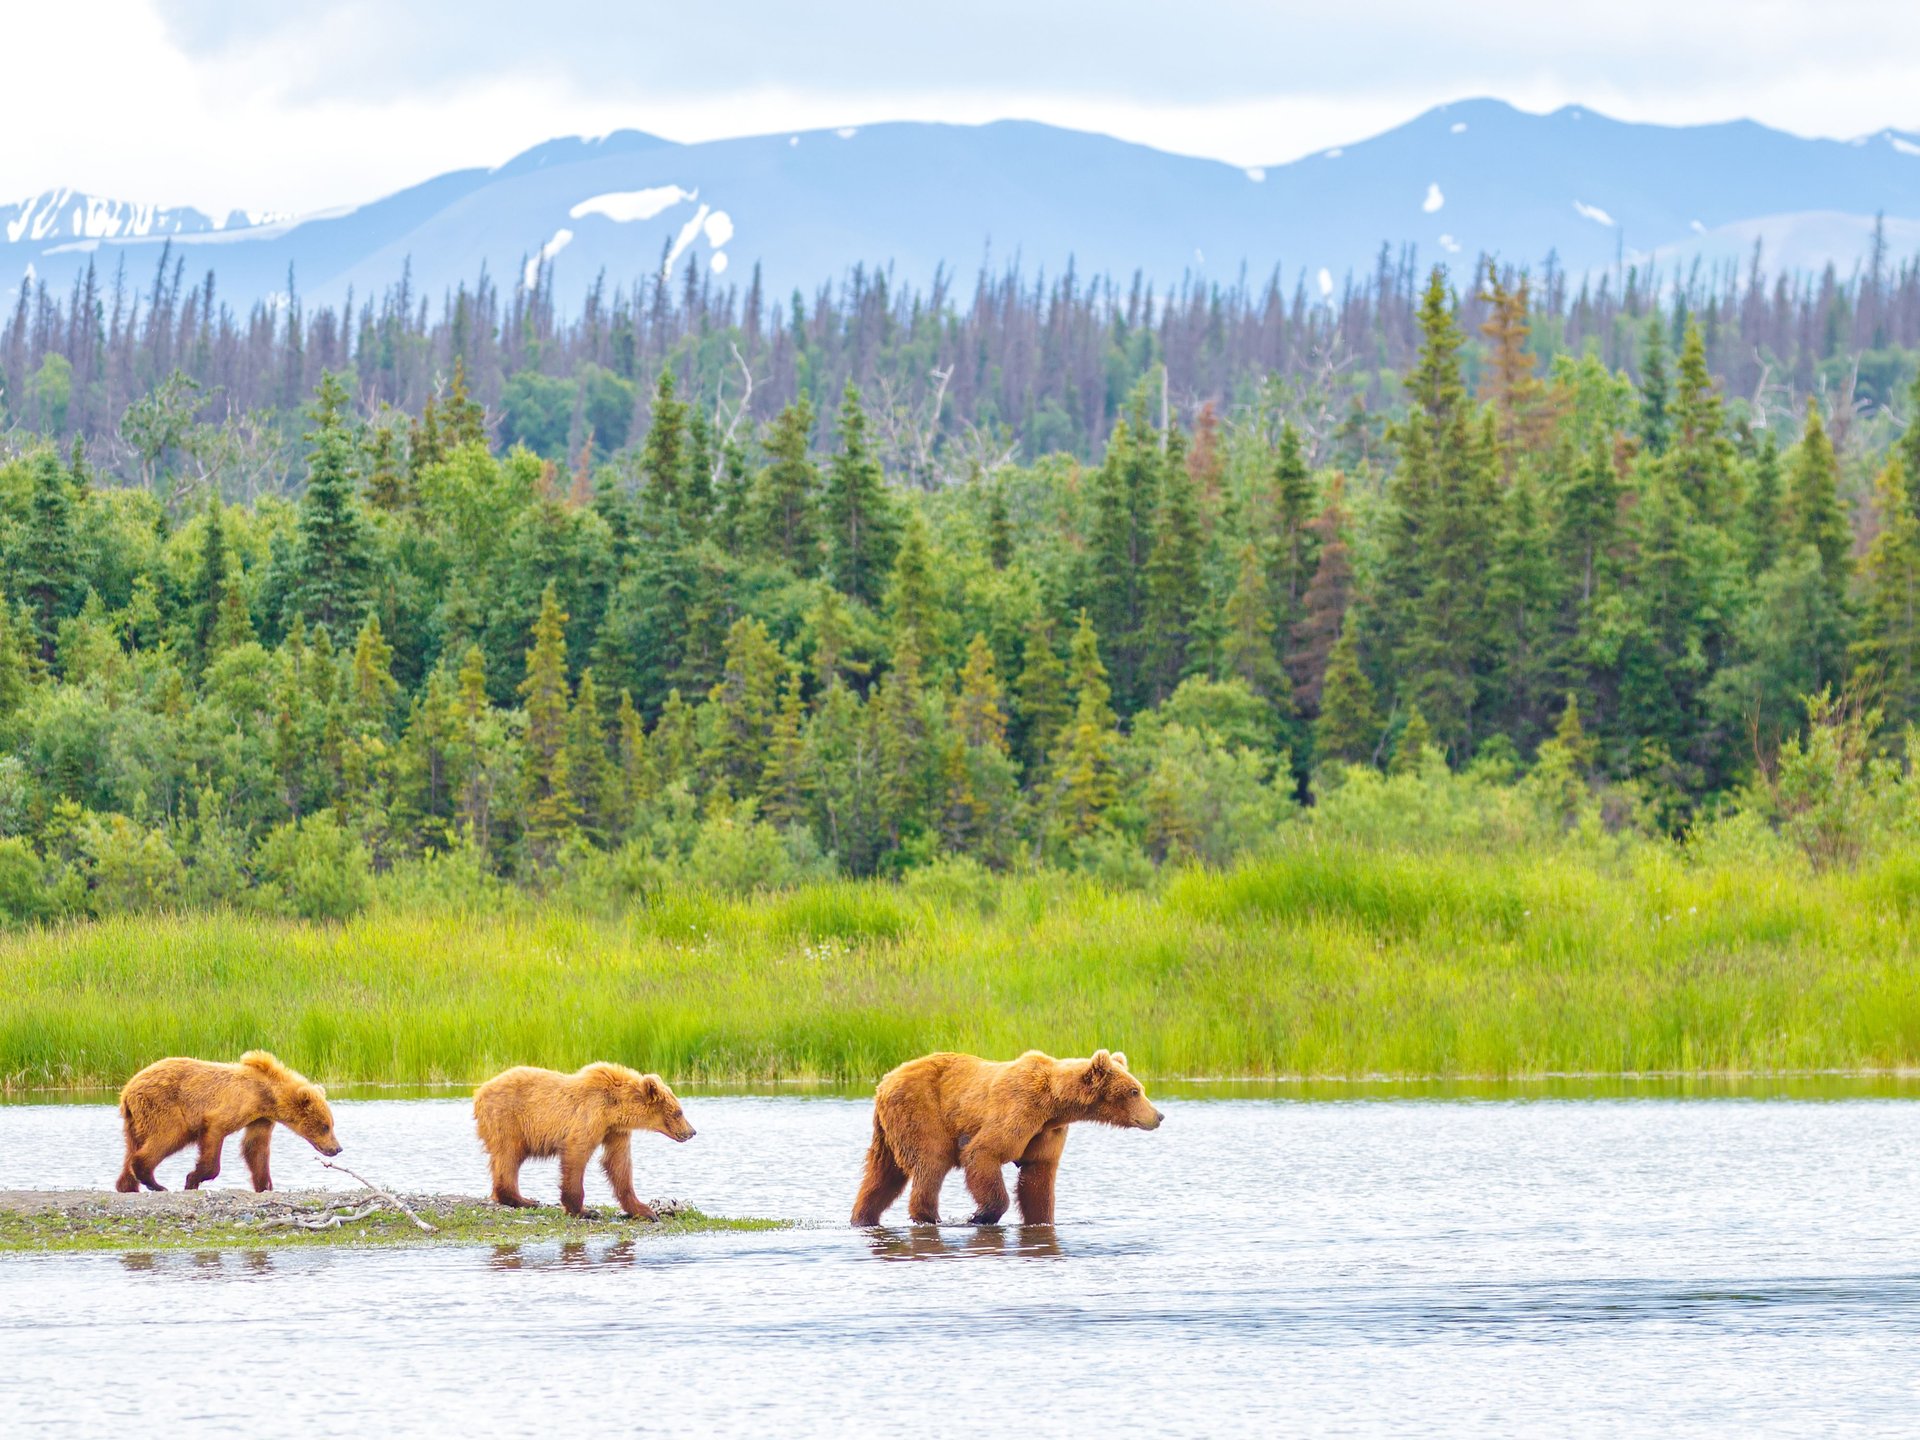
[{"xmin": 4, "ymin": 1095, "xmax": 1920, "ymax": 1436}]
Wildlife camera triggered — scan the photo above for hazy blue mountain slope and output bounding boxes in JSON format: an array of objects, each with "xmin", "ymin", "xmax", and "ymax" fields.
[{"xmin": 7, "ymin": 100, "xmax": 1918, "ymax": 313}]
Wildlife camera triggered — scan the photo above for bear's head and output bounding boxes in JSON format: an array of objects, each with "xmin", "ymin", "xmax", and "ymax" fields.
[
  {"xmin": 285, "ymin": 1084, "xmax": 344, "ymax": 1156},
  {"xmin": 611, "ymin": 1070, "xmax": 697, "ymax": 1143},
  {"xmin": 243, "ymin": 1052, "xmax": 343, "ymax": 1155},
  {"xmin": 1074, "ymin": 1049, "xmax": 1163, "ymax": 1130}
]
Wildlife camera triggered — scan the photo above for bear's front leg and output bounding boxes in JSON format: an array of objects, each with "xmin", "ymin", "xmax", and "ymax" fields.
[
  {"xmin": 1014, "ymin": 1127, "xmax": 1067, "ymax": 1225},
  {"xmin": 241, "ymin": 1119, "xmax": 276, "ymax": 1192},
  {"xmin": 600, "ymin": 1134, "xmax": 657, "ymax": 1221},
  {"xmin": 184, "ymin": 1129, "xmax": 226, "ymax": 1189},
  {"xmin": 963, "ymin": 1150, "xmax": 1010, "ymax": 1225}
]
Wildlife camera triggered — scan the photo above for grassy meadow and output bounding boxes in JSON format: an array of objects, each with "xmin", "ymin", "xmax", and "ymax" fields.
[{"xmin": 7, "ymin": 840, "xmax": 1920, "ymax": 1092}]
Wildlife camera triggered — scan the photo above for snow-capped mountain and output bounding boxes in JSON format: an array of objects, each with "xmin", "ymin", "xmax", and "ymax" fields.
[{"xmin": 7, "ymin": 99, "xmax": 1920, "ymax": 311}]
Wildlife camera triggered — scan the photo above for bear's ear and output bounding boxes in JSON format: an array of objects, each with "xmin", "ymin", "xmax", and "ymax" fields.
[
  {"xmin": 1111, "ymin": 1051, "xmax": 1128, "ymax": 1072},
  {"xmin": 1088, "ymin": 1049, "xmax": 1112, "ymax": 1076},
  {"xmin": 639, "ymin": 1074, "xmax": 665, "ymax": 1102}
]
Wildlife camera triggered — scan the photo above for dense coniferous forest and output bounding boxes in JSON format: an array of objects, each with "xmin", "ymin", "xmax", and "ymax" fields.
[
  {"xmin": 0, "ymin": 254, "xmax": 1917, "ymax": 921},
  {"xmin": 5, "ymin": 238, "xmax": 1920, "ymax": 486}
]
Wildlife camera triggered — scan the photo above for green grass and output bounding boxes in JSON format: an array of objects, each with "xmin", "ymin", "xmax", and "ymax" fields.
[
  {"xmin": 0, "ymin": 1201, "xmax": 784, "ymax": 1253},
  {"xmin": 5, "ymin": 843, "xmax": 1920, "ymax": 1090}
]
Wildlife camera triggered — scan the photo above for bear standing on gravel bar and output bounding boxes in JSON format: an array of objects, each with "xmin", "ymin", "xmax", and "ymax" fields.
[
  {"xmin": 115, "ymin": 1051, "xmax": 343, "ymax": 1193},
  {"xmin": 474, "ymin": 1063, "xmax": 696, "ymax": 1219},
  {"xmin": 851, "ymin": 1048, "xmax": 1163, "ymax": 1227}
]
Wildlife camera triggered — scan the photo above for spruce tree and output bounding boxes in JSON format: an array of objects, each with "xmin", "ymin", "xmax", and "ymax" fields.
[
  {"xmin": 1667, "ymin": 319, "xmax": 1735, "ymax": 521},
  {"xmin": 760, "ymin": 664, "xmax": 810, "ymax": 826},
  {"xmin": 1388, "ymin": 705, "xmax": 1435, "ymax": 776},
  {"xmin": 1852, "ymin": 455, "xmax": 1920, "ymax": 730},
  {"xmin": 1313, "ymin": 623, "xmax": 1379, "ymax": 767},
  {"xmin": 1269, "ymin": 422, "xmax": 1317, "ymax": 613},
  {"xmin": 1741, "ymin": 432, "xmax": 1784, "ymax": 577},
  {"xmin": 953, "ymin": 633, "xmax": 1010, "ymax": 752},
  {"xmin": 1142, "ymin": 443, "xmax": 1205, "ymax": 702},
  {"xmin": 1013, "ymin": 613, "xmax": 1071, "ymax": 774},
  {"xmin": 1221, "ymin": 541, "xmax": 1290, "ymax": 708},
  {"xmin": 822, "ymin": 382, "xmax": 899, "ymax": 608},
  {"xmin": 191, "ymin": 500, "xmax": 232, "ymax": 672},
  {"xmin": 985, "ymin": 481, "xmax": 1013, "ymax": 571},
  {"xmin": 639, "ymin": 369, "xmax": 688, "ymax": 540},
  {"xmin": 1288, "ymin": 485, "xmax": 1355, "ymax": 713},
  {"xmin": 1054, "ymin": 611, "xmax": 1120, "ymax": 838},
  {"xmin": 1785, "ymin": 399, "xmax": 1852, "ymax": 600},
  {"xmin": 1637, "ymin": 314, "xmax": 1671, "ymax": 457},
  {"xmin": 1902, "ymin": 367, "xmax": 1920, "ymax": 521},
  {"xmin": 754, "ymin": 398, "xmax": 819, "ymax": 574},
  {"xmin": 885, "ymin": 513, "xmax": 938, "ymax": 662},
  {"xmin": 12, "ymin": 454, "xmax": 79, "ymax": 661},
  {"xmin": 563, "ymin": 667, "xmax": 617, "ymax": 842},
  {"xmin": 519, "ymin": 583, "xmax": 578, "ymax": 861},
  {"xmin": 292, "ymin": 372, "xmax": 372, "ymax": 640},
  {"xmin": 703, "ymin": 616, "xmax": 785, "ymax": 800}
]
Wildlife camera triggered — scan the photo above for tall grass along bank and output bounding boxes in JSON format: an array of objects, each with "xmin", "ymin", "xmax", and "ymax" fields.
[{"xmin": 7, "ymin": 845, "xmax": 1920, "ymax": 1091}]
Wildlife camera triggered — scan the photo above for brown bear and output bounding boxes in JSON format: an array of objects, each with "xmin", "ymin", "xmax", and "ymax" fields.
[
  {"xmin": 473, "ymin": 1063, "xmax": 696, "ymax": 1219},
  {"xmin": 115, "ymin": 1051, "xmax": 342, "ymax": 1193},
  {"xmin": 850, "ymin": 1048, "xmax": 1162, "ymax": 1227}
]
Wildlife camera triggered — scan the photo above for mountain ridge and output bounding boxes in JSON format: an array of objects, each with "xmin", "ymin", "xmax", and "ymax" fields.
[{"xmin": 8, "ymin": 99, "xmax": 1920, "ymax": 312}]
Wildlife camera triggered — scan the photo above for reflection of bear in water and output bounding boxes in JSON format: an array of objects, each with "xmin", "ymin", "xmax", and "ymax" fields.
[
  {"xmin": 474, "ymin": 1063, "xmax": 695, "ymax": 1219},
  {"xmin": 115, "ymin": 1051, "xmax": 342, "ymax": 1193},
  {"xmin": 866, "ymin": 1227, "xmax": 1066, "ymax": 1261},
  {"xmin": 852, "ymin": 1049, "xmax": 1162, "ymax": 1226}
]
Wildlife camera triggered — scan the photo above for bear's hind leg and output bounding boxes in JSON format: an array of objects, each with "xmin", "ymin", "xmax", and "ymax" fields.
[
  {"xmin": 906, "ymin": 1163, "xmax": 950, "ymax": 1225},
  {"xmin": 851, "ymin": 1122, "xmax": 909, "ymax": 1225},
  {"xmin": 558, "ymin": 1143, "xmax": 596, "ymax": 1217},
  {"xmin": 116, "ymin": 1122, "xmax": 141, "ymax": 1193},
  {"xmin": 488, "ymin": 1143, "xmax": 534, "ymax": 1208},
  {"xmin": 962, "ymin": 1152, "xmax": 1010, "ymax": 1225},
  {"xmin": 184, "ymin": 1128, "xmax": 226, "ymax": 1189},
  {"xmin": 240, "ymin": 1120, "xmax": 275, "ymax": 1192},
  {"xmin": 601, "ymin": 1134, "xmax": 656, "ymax": 1221}
]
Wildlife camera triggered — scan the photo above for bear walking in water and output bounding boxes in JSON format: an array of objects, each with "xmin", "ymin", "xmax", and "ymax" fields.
[
  {"xmin": 474, "ymin": 1063, "xmax": 695, "ymax": 1219},
  {"xmin": 116, "ymin": 1051, "xmax": 343, "ymax": 1193},
  {"xmin": 851, "ymin": 1048, "xmax": 1162, "ymax": 1226}
]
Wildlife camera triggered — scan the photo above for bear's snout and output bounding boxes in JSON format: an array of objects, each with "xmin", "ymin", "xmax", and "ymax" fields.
[
  {"xmin": 1139, "ymin": 1107, "xmax": 1164, "ymax": 1130},
  {"xmin": 321, "ymin": 1140, "xmax": 344, "ymax": 1156}
]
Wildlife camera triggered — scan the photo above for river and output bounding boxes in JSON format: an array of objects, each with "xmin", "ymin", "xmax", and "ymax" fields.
[{"xmin": 2, "ymin": 1091, "xmax": 1918, "ymax": 1436}]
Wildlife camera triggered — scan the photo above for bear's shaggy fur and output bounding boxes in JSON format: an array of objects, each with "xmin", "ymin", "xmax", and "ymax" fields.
[
  {"xmin": 851, "ymin": 1048, "xmax": 1163, "ymax": 1226},
  {"xmin": 115, "ymin": 1051, "xmax": 342, "ymax": 1193},
  {"xmin": 473, "ymin": 1063, "xmax": 696, "ymax": 1219}
]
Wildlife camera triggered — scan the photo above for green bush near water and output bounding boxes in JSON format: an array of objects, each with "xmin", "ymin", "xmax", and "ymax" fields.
[{"xmin": 7, "ymin": 836, "xmax": 1920, "ymax": 1091}]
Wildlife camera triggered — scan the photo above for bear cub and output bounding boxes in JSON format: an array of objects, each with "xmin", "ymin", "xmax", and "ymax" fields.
[
  {"xmin": 116, "ymin": 1051, "xmax": 342, "ymax": 1193},
  {"xmin": 474, "ymin": 1063, "xmax": 695, "ymax": 1219}
]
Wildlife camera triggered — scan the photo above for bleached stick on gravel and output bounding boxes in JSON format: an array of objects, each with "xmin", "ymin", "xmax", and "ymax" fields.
[{"xmin": 316, "ymin": 1157, "xmax": 439, "ymax": 1233}]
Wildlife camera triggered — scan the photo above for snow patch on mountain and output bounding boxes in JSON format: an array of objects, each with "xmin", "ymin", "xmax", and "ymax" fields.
[
  {"xmin": 1423, "ymin": 183, "xmax": 1444, "ymax": 213},
  {"xmin": 664, "ymin": 204, "xmax": 711, "ymax": 275},
  {"xmin": 570, "ymin": 187, "xmax": 694, "ymax": 223},
  {"xmin": 525, "ymin": 228, "xmax": 573, "ymax": 285}
]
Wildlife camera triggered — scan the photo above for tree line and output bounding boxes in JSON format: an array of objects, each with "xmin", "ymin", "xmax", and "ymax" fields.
[
  {"xmin": 4, "ymin": 230, "xmax": 1918, "ymax": 496},
  {"xmin": 0, "ymin": 259, "xmax": 1916, "ymax": 920}
]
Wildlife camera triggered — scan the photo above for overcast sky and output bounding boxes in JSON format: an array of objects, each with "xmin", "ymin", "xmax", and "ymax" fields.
[{"xmin": 9, "ymin": 0, "xmax": 1920, "ymax": 217}]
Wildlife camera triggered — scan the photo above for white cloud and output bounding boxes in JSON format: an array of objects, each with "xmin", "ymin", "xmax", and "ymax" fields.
[
  {"xmin": 1423, "ymin": 182, "xmax": 1445, "ymax": 213},
  {"xmin": 1572, "ymin": 200, "xmax": 1615, "ymax": 226}
]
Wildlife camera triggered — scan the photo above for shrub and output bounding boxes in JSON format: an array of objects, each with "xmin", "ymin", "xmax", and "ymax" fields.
[
  {"xmin": 252, "ymin": 812, "xmax": 374, "ymax": 920},
  {"xmin": 78, "ymin": 812, "xmax": 184, "ymax": 915}
]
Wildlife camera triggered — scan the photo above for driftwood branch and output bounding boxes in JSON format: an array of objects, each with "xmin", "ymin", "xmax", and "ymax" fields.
[{"xmin": 316, "ymin": 1156, "xmax": 439, "ymax": 1233}]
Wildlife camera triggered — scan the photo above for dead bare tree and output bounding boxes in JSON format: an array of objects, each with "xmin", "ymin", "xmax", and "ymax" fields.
[{"xmin": 711, "ymin": 340, "xmax": 757, "ymax": 483}]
